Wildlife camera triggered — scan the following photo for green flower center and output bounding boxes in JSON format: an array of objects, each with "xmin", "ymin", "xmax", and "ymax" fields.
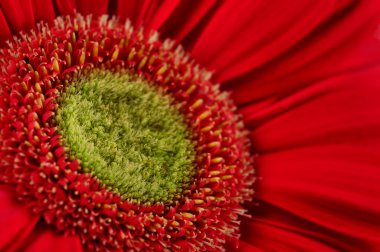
[{"xmin": 57, "ymin": 71, "xmax": 195, "ymax": 203}]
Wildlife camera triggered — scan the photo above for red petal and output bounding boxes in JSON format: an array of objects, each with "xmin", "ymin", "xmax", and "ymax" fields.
[
  {"xmin": 0, "ymin": 185, "xmax": 39, "ymax": 251},
  {"xmin": 46, "ymin": 0, "xmax": 110, "ymax": 24},
  {"xmin": 32, "ymin": 0, "xmax": 56, "ymax": 24},
  {"xmin": 256, "ymin": 149, "xmax": 380, "ymax": 242},
  {"xmin": 160, "ymin": 0, "xmax": 218, "ymax": 42},
  {"xmin": 226, "ymin": 240, "xmax": 263, "ymax": 252},
  {"xmin": 245, "ymin": 66, "xmax": 380, "ymax": 154},
  {"xmin": 116, "ymin": 0, "xmax": 180, "ymax": 29},
  {"xmin": 239, "ymin": 216, "xmax": 341, "ymax": 251},
  {"xmin": 23, "ymin": 227, "xmax": 83, "ymax": 252},
  {"xmin": 54, "ymin": 0, "xmax": 76, "ymax": 15},
  {"xmin": 189, "ymin": 1, "xmax": 343, "ymax": 81},
  {"xmin": 0, "ymin": 0, "xmax": 35, "ymax": 33},
  {"xmin": 143, "ymin": 0, "xmax": 180, "ymax": 30},
  {"xmin": 75, "ymin": 0, "xmax": 109, "ymax": 16},
  {"xmin": 184, "ymin": 1, "xmax": 380, "ymax": 106},
  {"xmin": 0, "ymin": 9, "xmax": 11, "ymax": 45},
  {"xmin": 241, "ymin": 201, "xmax": 372, "ymax": 252},
  {"xmin": 243, "ymin": 66, "xmax": 380, "ymax": 249},
  {"xmin": 115, "ymin": 0, "xmax": 150, "ymax": 26}
]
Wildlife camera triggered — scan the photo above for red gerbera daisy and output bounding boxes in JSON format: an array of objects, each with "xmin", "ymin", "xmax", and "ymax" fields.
[{"xmin": 0, "ymin": 1, "xmax": 380, "ymax": 251}]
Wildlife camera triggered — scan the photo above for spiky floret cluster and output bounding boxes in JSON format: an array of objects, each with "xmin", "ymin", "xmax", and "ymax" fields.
[{"xmin": 0, "ymin": 14, "xmax": 255, "ymax": 251}]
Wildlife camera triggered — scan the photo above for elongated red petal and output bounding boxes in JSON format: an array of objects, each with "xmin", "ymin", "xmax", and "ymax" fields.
[
  {"xmin": 0, "ymin": 10, "xmax": 11, "ymax": 46},
  {"xmin": 54, "ymin": 0, "xmax": 76, "ymax": 15},
  {"xmin": 23, "ymin": 227, "xmax": 83, "ymax": 252},
  {"xmin": 242, "ymin": 66, "xmax": 380, "ymax": 250},
  {"xmin": 0, "ymin": 185, "xmax": 39, "ymax": 251},
  {"xmin": 161, "ymin": 0, "xmax": 218, "ymax": 43},
  {"xmin": 75, "ymin": 0, "xmax": 109, "ymax": 16},
  {"xmin": 142, "ymin": 0, "xmax": 181, "ymax": 30},
  {"xmin": 115, "ymin": 0, "xmax": 151, "ymax": 26},
  {"xmin": 220, "ymin": 1, "xmax": 380, "ymax": 105},
  {"xmin": 0, "ymin": 0, "xmax": 35, "ymax": 33},
  {"xmin": 240, "ymin": 219, "xmax": 341, "ymax": 252},
  {"xmin": 31, "ymin": 0, "xmax": 56, "ymax": 24}
]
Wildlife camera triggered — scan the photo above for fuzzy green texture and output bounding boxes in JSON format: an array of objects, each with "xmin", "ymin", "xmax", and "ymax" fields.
[{"xmin": 57, "ymin": 71, "xmax": 195, "ymax": 203}]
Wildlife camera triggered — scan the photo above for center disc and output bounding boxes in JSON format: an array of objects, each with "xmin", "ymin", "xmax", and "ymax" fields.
[{"xmin": 57, "ymin": 70, "xmax": 196, "ymax": 203}]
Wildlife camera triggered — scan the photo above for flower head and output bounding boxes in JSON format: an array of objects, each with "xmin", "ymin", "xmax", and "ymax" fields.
[
  {"xmin": 0, "ymin": 14, "xmax": 254, "ymax": 251},
  {"xmin": 0, "ymin": 1, "xmax": 380, "ymax": 251}
]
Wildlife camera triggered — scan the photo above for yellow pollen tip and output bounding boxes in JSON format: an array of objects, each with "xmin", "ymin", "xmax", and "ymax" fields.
[
  {"xmin": 211, "ymin": 157, "xmax": 224, "ymax": 164},
  {"xmin": 65, "ymin": 52, "xmax": 72, "ymax": 67},
  {"xmin": 128, "ymin": 47, "xmax": 135, "ymax": 60},
  {"xmin": 137, "ymin": 56, "xmax": 147, "ymax": 70},
  {"xmin": 198, "ymin": 110, "xmax": 211, "ymax": 120},
  {"xmin": 191, "ymin": 99, "xmax": 203, "ymax": 110},
  {"xmin": 52, "ymin": 59, "xmax": 60, "ymax": 72},
  {"xmin": 79, "ymin": 50, "xmax": 86, "ymax": 65},
  {"xmin": 35, "ymin": 83, "xmax": 42, "ymax": 93},
  {"xmin": 92, "ymin": 42, "xmax": 99, "ymax": 57},
  {"xmin": 111, "ymin": 46, "xmax": 119, "ymax": 61},
  {"xmin": 156, "ymin": 64, "xmax": 167, "ymax": 75}
]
